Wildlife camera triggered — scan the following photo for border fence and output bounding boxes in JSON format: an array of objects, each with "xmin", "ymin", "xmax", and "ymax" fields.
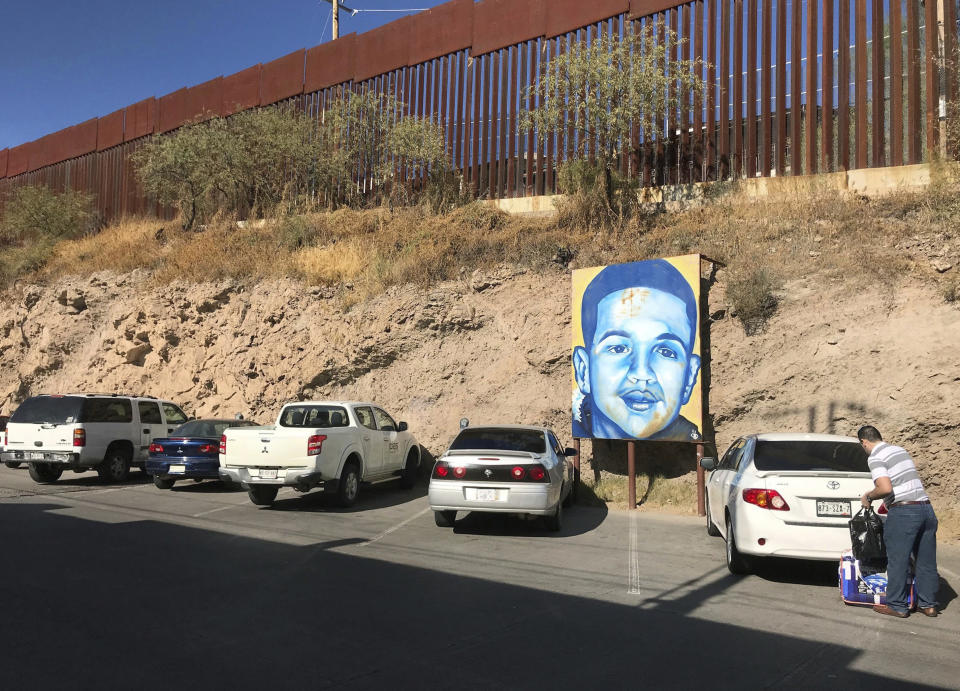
[{"xmin": 1, "ymin": 0, "xmax": 958, "ymax": 225}]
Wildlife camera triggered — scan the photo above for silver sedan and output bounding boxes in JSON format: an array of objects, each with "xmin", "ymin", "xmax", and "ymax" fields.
[{"xmin": 428, "ymin": 424, "xmax": 578, "ymax": 531}]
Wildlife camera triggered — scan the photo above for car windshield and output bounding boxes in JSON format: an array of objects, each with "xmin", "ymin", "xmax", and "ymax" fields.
[
  {"xmin": 10, "ymin": 396, "xmax": 83, "ymax": 424},
  {"xmin": 449, "ymin": 428, "xmax": 546, "ymax": 454},
  {"xmin": 172, "ymin": 420, "xmax": 255, "ymax": 438},
  {"xmin": 753, "ymin": 440, "xmax": 869, "ymax": 473},
  {"xmin": 279, "ymin": 405, "xmax": 349, "ymax": 428}
]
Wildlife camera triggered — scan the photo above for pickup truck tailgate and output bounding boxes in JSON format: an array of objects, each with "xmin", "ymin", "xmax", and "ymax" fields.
[{"xmin": 223, "ymin": 426, "xmax": 347, "ymax": 469}]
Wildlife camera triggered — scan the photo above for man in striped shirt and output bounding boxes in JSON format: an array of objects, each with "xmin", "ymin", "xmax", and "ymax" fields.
[{"xmin": 858, "ymin": 425, "xmax": 939, "ymax": 618}]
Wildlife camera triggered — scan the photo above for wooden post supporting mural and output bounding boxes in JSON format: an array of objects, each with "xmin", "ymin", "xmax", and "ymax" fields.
[
  {"xmin": 696, "ymin": 443, "xmax": 706, "ymax": 516},
  {"xmin": 627, "ymin": 440, "xmax": 637, "ymax": 509},
  {"xmin": 573, "ymin": 438, "xmax": 581, "ymax": 471}
]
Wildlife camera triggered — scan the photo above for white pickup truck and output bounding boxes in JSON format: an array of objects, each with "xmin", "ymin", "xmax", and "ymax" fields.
[{"xmin": 219, "ymin": 401, "xmax": 421, "ymax": 507}]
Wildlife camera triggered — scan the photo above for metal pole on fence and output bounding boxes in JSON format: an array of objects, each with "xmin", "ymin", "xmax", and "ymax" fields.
[{"xmin": 627, "ymin": 440, "xmax": 637, "ymax": 510}]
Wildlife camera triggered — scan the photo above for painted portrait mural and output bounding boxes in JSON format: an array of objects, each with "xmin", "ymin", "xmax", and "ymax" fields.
[{"xmin": 572, "ymin": 255, "xmax": 703, "ymax": 442}]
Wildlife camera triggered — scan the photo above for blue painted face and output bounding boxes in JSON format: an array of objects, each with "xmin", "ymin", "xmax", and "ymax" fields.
[{"xmin": 576, "ymin": 287, "xmax": 700, "ymax": 439}]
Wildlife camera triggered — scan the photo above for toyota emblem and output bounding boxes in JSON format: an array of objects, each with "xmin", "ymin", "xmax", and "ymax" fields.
[{"xmin": 827, "ymin": 480, "xmax": 840, "ymax": 490}]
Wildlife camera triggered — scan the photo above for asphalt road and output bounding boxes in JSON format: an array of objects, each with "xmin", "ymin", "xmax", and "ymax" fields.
[{"xmin": 1, "ymin": 465, "xmax": 958, "ymax": 690}]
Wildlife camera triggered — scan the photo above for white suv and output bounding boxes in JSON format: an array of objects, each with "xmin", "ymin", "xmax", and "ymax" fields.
[{"xmin": 1, "ymin": 394, "xmax": 188, "ymax": 483}]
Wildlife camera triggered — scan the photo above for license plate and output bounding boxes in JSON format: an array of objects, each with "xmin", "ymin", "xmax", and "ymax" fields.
[
  {"xmin": 260, "ymin": 469, "xmax": 278, "ymax": 479},
  {"xmin": 817, "ymin": 500, "xmax": 851, "ymax": 517},
  {"xmin": 28, "ymin": 452, "xmax": 46, "ymax": 460},
  {"xmin": 168, "ymin": 465, "xmax": 186, "ymax": 474},
  {"xmin": 476, "ymin": 488, "xmax": 499, "ymax": 502}
]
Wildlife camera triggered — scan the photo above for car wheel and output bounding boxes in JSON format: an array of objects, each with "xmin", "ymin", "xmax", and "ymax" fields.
[
  {"xmin": 153, "ymin": 476, "xmax": 175, "ymax": 490},
  {"xmin": 544, "ymin": 498, "xmax": 563, "ymax": 532},
  {"xmin": 28, "ymin": 462, "xmax": 63, "ymax": 484},
  {"xmin": 705, "ymin": 494, "xmax": 721, "ymax": 537},
  {"xmin": 4, "ymin": 461, "xmax": 22, "ymax": 469},
  {"xmin": 725, "ymin": 515, "xmax": 752, "ymax": 575},
  {"xmin": 248, "ymin": 485, "xmax": 279, "ymax": 506},
  {"xmin": 434, "ymin": 510, "xmax": 456, "ymax": 527},
  {"xmin": 337, "ymin": 461, "xmax": 361, "ymax": 507},
  {"xmin": 398, "ymin": 450, "xmax": 418, "ymax": 489},
  {"xmin": 97, "ymin": 445, "xmax": 131, "ymax": 483}
]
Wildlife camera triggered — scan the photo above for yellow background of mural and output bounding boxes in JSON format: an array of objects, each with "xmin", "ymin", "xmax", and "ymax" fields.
[{"xmin": 571, "ymin": 254, "xmax": 702, "ymax": 438}]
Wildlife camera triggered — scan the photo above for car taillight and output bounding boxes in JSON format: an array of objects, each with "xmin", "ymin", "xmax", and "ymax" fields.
[
  {"xmin": 742, "ymin": 488, "xmax": 790, "ymax": 511},
  {"xmin": 433, "ymin": 463, "xmax": 449, "ymax": 478},
  {"xmin": 307, "ymin": 434, "xmax": 327, "ymax": 456},
  {"xmin": 877, "ymin": 502, "xmax": 888, "ymax": 515},
  {"xmin": 198, "ymin": 444, "xmax": 216, "ymax": 454},
  {"xmin": 452, "ymin": 466, "xmax": 466, "ymax": 479},
  {"xmin": 528, "ymin": 465, "xmax": 546, "ymax": 481},
  {"xmin": 148, "ymin": 443, "xmax": 163, "ymax": 454},
  {"xmin": 219, "ymin": 435, "xmax": 226, "ymax": 455},
  {"xmin": 511, "ymin": 466, "xmax": 526, "ymax": 480},
  {"xmin": 73, "ymin": 429, "xmax": 86, "ymax": 447}
]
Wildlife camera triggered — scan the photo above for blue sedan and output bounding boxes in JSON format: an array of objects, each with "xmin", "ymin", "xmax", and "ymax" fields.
[{"xmin": 147, "ymin": 419, "xmax": 258, "ymax": 489}]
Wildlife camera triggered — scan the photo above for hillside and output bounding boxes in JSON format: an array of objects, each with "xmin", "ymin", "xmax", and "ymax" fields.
[{"xmin": 1, "ymin": 185, "xmax": 958, "ymax": 538}]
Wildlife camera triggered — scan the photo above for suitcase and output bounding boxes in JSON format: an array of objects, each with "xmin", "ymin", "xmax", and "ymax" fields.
[{"xmin": 839, "ymin": 550, "xmax": 915, "ymax": 608}]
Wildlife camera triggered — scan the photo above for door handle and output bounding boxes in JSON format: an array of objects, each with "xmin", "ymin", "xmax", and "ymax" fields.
[
  {"xmin": 363, "ymin": 436, "xmax": 370, "ymax": 441},
  {"xmin": 143, "ymin": 429, "xmax": 150, "ymax": 434},
  {"xmin": 167, "ymin": 428, "xmax": 173, "ymax": 433}
]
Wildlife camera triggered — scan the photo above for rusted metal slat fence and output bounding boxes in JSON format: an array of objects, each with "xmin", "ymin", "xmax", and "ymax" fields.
[{"xmin": 2, "ymin": 0, "xmax": 959, "ymax": 225}]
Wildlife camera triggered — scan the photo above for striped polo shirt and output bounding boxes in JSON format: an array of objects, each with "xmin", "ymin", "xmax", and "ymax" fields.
[{"xmin": 867, "ymin": 441, "xmax": 928, "ymax": 507}]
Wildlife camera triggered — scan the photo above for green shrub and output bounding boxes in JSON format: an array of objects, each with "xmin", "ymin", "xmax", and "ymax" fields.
[
  {"xmin": 942, "ymin": 276, "xmax": 960, "ymax": 304},
  {"xmin": 0, "ymin": 185, "xmax": 96, "ymax": 245},
  {"xmin": 554, "ymin": 158, "xmax": 640, "ymax": 230},
  {"xmin": 727, "ymin": 266, "xmax": 780, "ymax": 335},
  {"xmin": 276, "ymin": 214, "xmax": 323, "ymax": 251}
]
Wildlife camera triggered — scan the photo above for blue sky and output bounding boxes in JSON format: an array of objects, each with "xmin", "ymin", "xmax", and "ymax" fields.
[{"xmin": 0, "ymin": 0, "xmax": 448, "ymax": 150}]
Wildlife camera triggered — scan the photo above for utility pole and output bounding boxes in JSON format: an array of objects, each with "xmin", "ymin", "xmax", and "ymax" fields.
[{"xmin": 321, "ymin": 0, "xmax": 356, "ymax": 40}]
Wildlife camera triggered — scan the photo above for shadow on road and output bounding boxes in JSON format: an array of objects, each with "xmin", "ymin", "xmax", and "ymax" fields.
[
  {"xmin": 0, "ymin": 501, "xmax": 951, "ymax": 690},
  {"xmin": 450, "ymin": 502, "xmax": 607, "ymax": 538},
  {"xmin": 265, "ymin": 474, "xmax": 429, "ymax": 513}
]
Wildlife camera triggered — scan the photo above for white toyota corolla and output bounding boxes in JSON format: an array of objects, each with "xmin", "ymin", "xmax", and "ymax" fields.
[{"xmin": 700, "ymin": 433, "xmax": 878, "ymax": 574}]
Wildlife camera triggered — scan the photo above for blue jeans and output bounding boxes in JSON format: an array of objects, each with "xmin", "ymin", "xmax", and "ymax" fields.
[{"xmin": 884, "ymin": 503, "xmax": 939, "ymax": 612}]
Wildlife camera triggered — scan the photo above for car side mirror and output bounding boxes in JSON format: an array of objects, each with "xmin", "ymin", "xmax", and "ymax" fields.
[
  {"xmin": 699, "ymin": 457, "xmax": 717, "ymax": 471},
  {"xmin": 397, "ymin": 421, "xmax": 408, "ymax": 432},
  {"xmin": 563, "ymin": 447, "xmax": 578, "ymax": 457}
]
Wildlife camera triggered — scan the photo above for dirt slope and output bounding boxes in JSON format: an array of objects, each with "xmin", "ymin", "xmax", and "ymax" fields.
[{"xmin": 1, "ymin": 266, "xmax": 957, "ymax": 525}]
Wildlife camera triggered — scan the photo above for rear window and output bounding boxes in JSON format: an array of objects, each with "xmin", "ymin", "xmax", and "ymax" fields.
[
  {"xmin": 449, "ymin": 428, "xmax": 546, "ymax": 454},
  {"xmin": 753, "ymin": 440, "xmax": 869, "ymax": 473},
  {"xmin": 10, "ymin": 396, "xmax": 83, "ymax": 424},
  {"xmin": 173, "ymin": 420, "xmax": 257, "ymax": 438},
  {"xmin": 279, "ymin": 405, "xmax": 349, "ymax": 428}
]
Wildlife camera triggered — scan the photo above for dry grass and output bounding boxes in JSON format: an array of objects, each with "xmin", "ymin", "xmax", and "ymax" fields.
[
  {"xmin": 294, "ymin": 238, "xmax": 368, "ymax": 284},
  {"xmin": 12, "ymin": 175, "xmax": 959, "ymax": 315},
  {"xmin": 42, "ymin": 217, "xmax": 167, "ymax": 277}
]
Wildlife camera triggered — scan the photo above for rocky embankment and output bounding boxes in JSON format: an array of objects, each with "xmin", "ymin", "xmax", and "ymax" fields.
[{"xmin": 1, "ymin": 267, "xmax": 958, "ymax": 518}]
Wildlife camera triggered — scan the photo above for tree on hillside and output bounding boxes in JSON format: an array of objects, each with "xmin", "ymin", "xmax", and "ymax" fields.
[
  {"xmin": 133, "ymin": 108, "xmax": 323, "ymax": 230},
  {"xmin": 133, "ymin": 95, "xmax": 454, "ymax": 227},
  {"xmin": 0, "ymin": 185, "xmax": 95, "ymax": 245},
  {"xmin": 317, "ymin": 89, "xmax": 453, "ymax": 210},
  {"xmin": 522, "ymin": 25, "xmax": 704, "ymax": 228}
]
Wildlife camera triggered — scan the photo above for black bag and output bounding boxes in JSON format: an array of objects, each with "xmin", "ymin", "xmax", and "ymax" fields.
[{"xmin": 849, "ymin": 506, "xmax": 887, "ymax": 573}]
